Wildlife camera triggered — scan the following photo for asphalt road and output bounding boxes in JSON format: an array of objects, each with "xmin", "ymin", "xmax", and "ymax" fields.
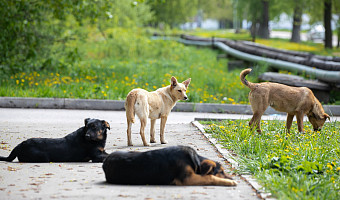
[
  {"xmin": 0, "ymin": 108, "xmax": 261, "ymax": 200},
  {"xmin": 271, "ymin": 31, "xmax": 338, "ymax": 47}
]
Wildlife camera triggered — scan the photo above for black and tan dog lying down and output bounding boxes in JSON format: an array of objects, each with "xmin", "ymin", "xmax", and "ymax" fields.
[
  {"xmin": 0, "ymin": 118, "xmax": 110, "ymax": 163},
  {"xmin": 103, "ymin": 146, "xmax": 237, "ymax": 186}
]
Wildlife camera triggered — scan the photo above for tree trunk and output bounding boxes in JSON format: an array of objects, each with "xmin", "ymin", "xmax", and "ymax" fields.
[
  {"xmin": 324, "ymin": 0, "xmax": 332, "ymax": 49},
  {"xmin": 337, "ymin": 20, "xmax": 340, "ymax": 48},
  {"xmin": 250, "ymin": 20, "xmax": 258, "ymax": 42},
  {"xmin": 337, "ymin": 29, "xmax": 340, "ymax": 48},
  {"xmin": 290, "ymin": 5, "xmax": 302, "ymax": 43},
  {"xmin": 258, "ymin": 0, "xmax": 269, "ymax": 39}
]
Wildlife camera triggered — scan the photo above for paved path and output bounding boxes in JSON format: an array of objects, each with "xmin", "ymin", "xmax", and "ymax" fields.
[
  {"xmin": 0, "ymin": 108, "xmax": 261, "ymax": 200},
  {"xmin": 271, "ymin": 31, "xmax": 338, "ymax": 47}
]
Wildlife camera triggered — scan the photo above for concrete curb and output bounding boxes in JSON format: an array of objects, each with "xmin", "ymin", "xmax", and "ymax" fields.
[
  {"xmin": 192, "ymin": 121, "xmax": 275, "ymax": 200},
  {"xmin": 1, "ymin": 97, "xmax": 339, "ymax": 116}
]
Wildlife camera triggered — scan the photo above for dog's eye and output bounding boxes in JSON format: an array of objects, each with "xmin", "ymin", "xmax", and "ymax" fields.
[{"xmin": 178, "ymin": 90, "xmax": 181, "ymax": 92}]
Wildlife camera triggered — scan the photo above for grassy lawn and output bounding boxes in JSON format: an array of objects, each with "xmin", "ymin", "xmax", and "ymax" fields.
[
  {"xmin": 202, "ymin": 119, "xmax": 340, "ymax": 200},
  {"xmin": 1, "ymin": 28, "xmax": 339, "ymax": 104},
  {"xmin": 0, "ymin": 27, "xmax": 256, "ymax": 104}
]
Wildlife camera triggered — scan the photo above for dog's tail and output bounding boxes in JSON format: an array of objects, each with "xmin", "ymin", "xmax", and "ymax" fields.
[
  {"xmin": 0, "ymin": 144, "xmax": 20, "ymax": 162},
  {"xmin": 125, "ymin": 90, "xmax": 138, "ymax": 123},
  {"xmin": 240, "ymin": 68, "xmax": 255, "ymax": 90}
]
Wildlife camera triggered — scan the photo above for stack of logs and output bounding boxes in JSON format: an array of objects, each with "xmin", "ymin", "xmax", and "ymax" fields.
[{"xmin": 181, "ymin": 34, "xmax": 340, "ymax": 73}]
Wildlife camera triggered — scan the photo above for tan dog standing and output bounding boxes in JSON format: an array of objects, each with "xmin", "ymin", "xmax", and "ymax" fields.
[
  {"xmin": 240, "ymin": 68, "xmax": 330, "ymax": 133},
  {"xmin": 125, "ymin": 76, "xmax": 191, "ymax": 146}
]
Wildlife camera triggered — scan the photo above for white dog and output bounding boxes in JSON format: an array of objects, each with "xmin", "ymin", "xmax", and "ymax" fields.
[{"xmin": 125, "ymin": 76, "xmax": 191, "ymax": 146}]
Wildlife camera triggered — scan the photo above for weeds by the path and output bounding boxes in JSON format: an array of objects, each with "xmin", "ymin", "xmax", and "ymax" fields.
[{"xmin": 203, "ymin": 119, "xmax": 340, "ymax": 200}]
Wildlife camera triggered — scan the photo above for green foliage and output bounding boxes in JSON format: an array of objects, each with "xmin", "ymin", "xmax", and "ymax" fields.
[
  {"xmin": 148, "ymin": 0, "xmax": 199, "ymax": 27},
  {"xmin": 0, "ymin": 27, "xmax": 253, "ymax": 104},
  {"xmin": 0, "ymin": 0, "xmax": 153, "ymax": 75},
  {"xmin": 0, "ymin": 0, "xmax": 60, "ymax": 73},
  {"xmin": 199, "ymin": 0, "xmax": 233, "ymax": 21},
  {"xmin": 204, "ymin": 119, "xmax": 340, "ymax": 199}
]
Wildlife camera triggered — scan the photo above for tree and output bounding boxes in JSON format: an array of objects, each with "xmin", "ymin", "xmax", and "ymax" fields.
[
  {"xmin": 290, "ymin": 3, "xmax": 303, "ymax": 42},
  {"xmin": 199, "ymin": 0, "xmax": 233, "ymax": 29},
  {"xmin": 324, "ymin": 0, "xmax": 332, "ymax": 49},
  {"xmin": 234, "ymin": 0, "xmax": 282, "ymax": 39},
  {"xmin": 0, "ymin": 0, "xmax": 152, "ymax": 74},
  {"xmin": 334, "ymin": 0, "xmax": 340, "ymax": 48},
  {"xmin": 148, "ymin": 0, "xmax": 199, "ymax": 28},
  {"xmin": 258, "ymin": 0, "xmax": 270, "ymax": 39}
]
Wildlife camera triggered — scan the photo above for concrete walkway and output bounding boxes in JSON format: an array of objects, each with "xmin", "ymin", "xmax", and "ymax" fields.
[{"xmin": 0, "ymin": 108, "xmax": 262, "ymax": 200}]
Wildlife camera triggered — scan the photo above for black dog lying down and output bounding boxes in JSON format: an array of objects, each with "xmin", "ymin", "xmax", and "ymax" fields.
[
  {"xmin": 103, "ymin": 146, "xmax": 237, "ymax": 186},
  {"xmin": 0, "ymin": 118, "xmax": 110, "ymax": 163}
]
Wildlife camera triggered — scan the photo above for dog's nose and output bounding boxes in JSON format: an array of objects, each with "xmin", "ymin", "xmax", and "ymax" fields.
[
  {"xmin": 184, "ymin": 96, "xmax": 188, "ymax": 100},
  {"xmin": 85, "ymin": 134, "xmax": 90, "ymax": 139}
]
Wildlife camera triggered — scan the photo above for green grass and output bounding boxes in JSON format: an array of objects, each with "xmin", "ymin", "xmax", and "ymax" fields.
[
  {"xmin": 203, "ymin": 119, "xmax": 340, "ymax": 200},
  {"xmin": 0, "ymin": 27, "xmax": 256, "ymax": 104},
  {"xmin": 1, "ymin": 27, "xmax": 339, "ymax": 104}
]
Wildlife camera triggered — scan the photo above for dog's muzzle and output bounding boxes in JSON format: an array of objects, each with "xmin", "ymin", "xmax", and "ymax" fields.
[
  {"xmin": 183, "ymin": 96, "xmax": 188, "ymax": 100},
  {"xmin": 85, "ymin": 133, "xmax": 91, "ymax": 140}
]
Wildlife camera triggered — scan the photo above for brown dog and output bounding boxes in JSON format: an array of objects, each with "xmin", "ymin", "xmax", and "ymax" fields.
[
  {"xmin": 125, "ymin": 76, "xmax": 191, "ymax": 146},
  {"xmin": 240, "ymin": 68, "xmax": 330, "ymax": 133}
]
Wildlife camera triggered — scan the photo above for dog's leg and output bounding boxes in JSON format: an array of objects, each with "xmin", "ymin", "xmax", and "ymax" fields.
[
  {"xmin": 249, "ymin": 97, "xmax": 268, "ymax": 134},
  {"xmin": 160, "ymin": 116, "xmax": 168, "ymax": 144},
  {"xmin": 178, "ymin": 174, "xmax": 237, "ymax": 186},
  {"xmin": 249, "ymin": 112, "xmax": 264, "ymax": 134},
  {"xmin": 296, "ymin": 112, "xmax": 305, "ymax": 133},
  {"xmin": 150, "ymin": 119, "xmax": 156, "ymax": 143},
  {"xmin": 286, "ymin": 114, "xmax": 294, "ymax": 133},
  {"xmin": 140, "ymin": 118, "xmax": 150, "ymax": 146},
  {"xmin": 127, "ymin": 120, "xmax": 133, "ymax": 146}
]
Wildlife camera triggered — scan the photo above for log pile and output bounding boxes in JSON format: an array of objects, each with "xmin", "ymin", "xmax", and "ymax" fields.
[{"xmin": 181, "ymin": 34, "xmax": 340, "ymax": 71}]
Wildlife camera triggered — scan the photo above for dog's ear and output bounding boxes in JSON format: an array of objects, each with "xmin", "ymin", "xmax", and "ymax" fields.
[
  {"xmin": 171, "ymin": 76, "xmax": 178, "ymax": 87},
  {"xmin": 324, "ymin": 113, "xmax": 330, "ymax": 121},
  {"xmin": 200, "ymin": 160, "xmax": 216, "ymax": 175},
  {"xmin": 102, "ymin": 120, "xmax": 110, "ymax": 130},
  {"xmin": 182, "ymin": 78, "xmax": 191, "ymax": 88},
  {"xmin": 84, "ymin": 118, "xmax": 91, "ymax": 126}
]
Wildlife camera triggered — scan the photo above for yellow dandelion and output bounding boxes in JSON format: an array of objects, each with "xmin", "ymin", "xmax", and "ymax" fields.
[{"xmin": 327, "ymin": 163, "xmax": 333, "ymax": 170}]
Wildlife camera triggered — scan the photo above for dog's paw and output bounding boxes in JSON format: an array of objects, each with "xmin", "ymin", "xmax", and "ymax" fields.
[
  {"xmin": 224, "ymin": 180, "xmax": 237, "ymax": 186},
  {"xmin": 161, "ymin": 140, "xmax": 168, "ymax": 144},
  {"xmin": 128, "ymin": 143, "xmax": 133, "ymax": 146},
  {"xmin": 230, "ymin": 180, "xmax": 237, "ymax": 186},
  {"xmin": 143, "ymin": 143, "xmax": 151, "ymax": 146},
  {"xmin": 150, "ymin": 139, "xmax": 156, "ymax": 143}
]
